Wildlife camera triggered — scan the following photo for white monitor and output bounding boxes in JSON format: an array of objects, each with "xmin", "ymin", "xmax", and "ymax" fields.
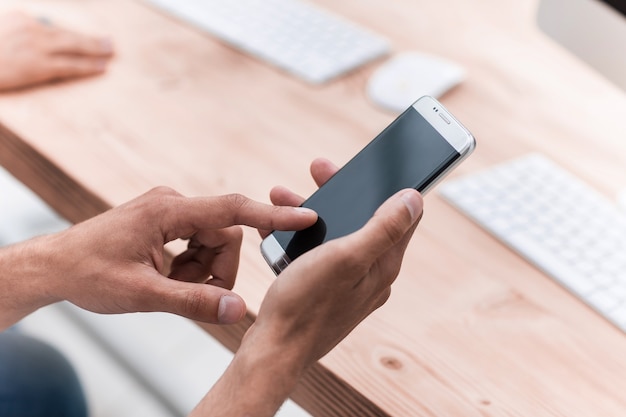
[{"xmin": 537, "ymin": 0, "xmax": 626, "ymax": 91}]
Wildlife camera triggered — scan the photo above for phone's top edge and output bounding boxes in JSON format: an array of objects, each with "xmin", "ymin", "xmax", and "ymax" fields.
[{"xmin": 412, "ymin": 96, "xmax": 476, "ymax": 154}]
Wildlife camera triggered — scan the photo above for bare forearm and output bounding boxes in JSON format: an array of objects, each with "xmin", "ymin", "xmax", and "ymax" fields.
[
  {"xmin": 0, "ymin": 234, "xmax": 62, "ymax": 329},
  {"xmin": 190, "ymin": 324, "xmax": 307, "ymax": 417}
]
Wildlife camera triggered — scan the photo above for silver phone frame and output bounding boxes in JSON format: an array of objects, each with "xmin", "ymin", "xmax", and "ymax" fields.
[{"xmin": 260, "ymin": 95, "xmax": 475, "ymax": 275}]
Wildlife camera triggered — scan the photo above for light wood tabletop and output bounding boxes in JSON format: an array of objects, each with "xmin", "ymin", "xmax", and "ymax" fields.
[{"xmin": 2, "ymin": 0, "xmax": 626, "ymax": 415}]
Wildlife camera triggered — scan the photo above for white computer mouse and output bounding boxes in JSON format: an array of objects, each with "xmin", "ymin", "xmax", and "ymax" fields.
[{"xmin": 366, "ymin": 51, "xmax": 465, "ymax": 113}]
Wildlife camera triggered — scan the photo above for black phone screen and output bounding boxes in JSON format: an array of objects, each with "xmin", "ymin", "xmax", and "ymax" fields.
[{"xmin": 273, "ymin": 106, "xmax": 460, "ymax": 261}]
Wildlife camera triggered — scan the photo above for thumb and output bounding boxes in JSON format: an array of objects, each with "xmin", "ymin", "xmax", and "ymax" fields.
[
  {"xmin": 347, "ymin": 189, "xmax": 423, "ymax": 258},
  {"xmin": 145, "ymin": 275, "xmax": 247, "ymax": 324}
]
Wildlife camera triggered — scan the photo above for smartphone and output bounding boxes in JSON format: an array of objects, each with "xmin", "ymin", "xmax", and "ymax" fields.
[{"xmin": 261, "ymin": 95, "xmax": 476, "ymax": 275}]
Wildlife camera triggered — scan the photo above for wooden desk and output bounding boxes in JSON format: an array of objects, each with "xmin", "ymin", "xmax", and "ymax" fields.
[{"xmin": 2, "ymin": 0, "xmax": 626, "ymax": 415}]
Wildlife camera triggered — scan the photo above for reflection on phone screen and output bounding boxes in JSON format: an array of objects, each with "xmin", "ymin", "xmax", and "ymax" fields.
[{"xmin": 273, "ymin": 106, "xmax": 459, "ymax": 261}]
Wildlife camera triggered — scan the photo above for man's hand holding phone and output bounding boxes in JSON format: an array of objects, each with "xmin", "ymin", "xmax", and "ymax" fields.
[
  {"xmin": 261, "ymin": 96, "xmax": 475, "ymax": 274},
  {"xmin": 260, "ymin": 168, "xmax": 423, "ymax": 364},
  {"xmin": 191, "ymin": 159, "xmax": 424, "ymax": 417},
  {"xmin": 195, "ymin": 97, "xmax": 474, "ymax": 415}
]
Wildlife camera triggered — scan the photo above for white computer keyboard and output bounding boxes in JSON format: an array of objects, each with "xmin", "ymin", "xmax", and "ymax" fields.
[
  {"xmin": 142, "ymin": 0, "xmax": 390, "ymax": 84},
  {"xmin": 439, "ymin": 154, "xmax": 626, "ymax": 331}
]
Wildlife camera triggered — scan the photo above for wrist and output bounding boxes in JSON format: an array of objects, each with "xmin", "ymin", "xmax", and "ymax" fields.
[
  {"xmin": 0, "ymin": 234, "xmax": 63, "ymax": 328},
  {"xmin": 191, "ymin": 323, "xmax": 309, "ymax": 417},
  {"xmin": 239, "ymin": 321, "xmax": 309, "ymax": 384}
]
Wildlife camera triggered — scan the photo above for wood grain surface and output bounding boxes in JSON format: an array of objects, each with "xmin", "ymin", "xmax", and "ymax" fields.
[{"xmin": 1, "ymin": 0, "xmax": 626, "ymax": 415}]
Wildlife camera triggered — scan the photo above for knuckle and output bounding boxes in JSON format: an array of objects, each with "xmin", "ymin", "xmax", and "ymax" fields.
[
  {"xmin": 129, "ymin": 187, "xmax": 183, "ymax": 223},
  {"xmin": 147, "ymin": 186, "xmax": 181, "ymax": 207},
  {"xmin": 215, "ymin": 279, "xmax": 234, "ymax": 291},
  {"xmin": 224, "ymin": 193, "xmax": 250, "ymax": 210},
  {"xmin": 227, "ymin": 225, "xmax": 244, "ymax": 243},
  {"xmin": 379, "ymin": 216, "xmax": 405, "ymax": 248},
  {"xmin": 147, "ymin": 185, "xmax": 179, "ymax": 198},
  {"xmin": 267, "ymin": 204, "xmax": 286, "ymax": 229},
  {"xmin": 223, "ymin": 193, "xmax": 251, "ymax": 221},
  {"xmin": 374, "ymin": 287, "xmax": 392, "ymax": 309},
  {"xmin": 182, "ymin": 288, "xmax": 208, "ymax": 318}
]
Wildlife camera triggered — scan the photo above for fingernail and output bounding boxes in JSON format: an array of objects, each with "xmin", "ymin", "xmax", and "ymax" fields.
[
  {"xmin": 401, "ymin": 190, "xmax": 421, "ymax": 222},
  {"xmin": 293, "ymin": 207, "xmax": 316, "ymax": 215},
  {"xmin": 218, "ymin": 295, "xmax": 244, "ymax": 324}
]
